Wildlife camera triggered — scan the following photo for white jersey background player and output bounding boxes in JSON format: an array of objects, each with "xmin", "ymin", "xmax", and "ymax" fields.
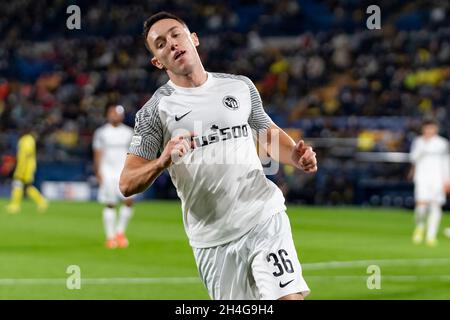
[
  {"xmin": 120, "ymin": 12, "xmax": 318, "ymax": 300},
  {"xmin": 410, "ymin": 119, "xmax": 450, "ymax": 246},
  {"xmin": 93, "ymin": 105, "xmax": 135, "ymax": 249}
]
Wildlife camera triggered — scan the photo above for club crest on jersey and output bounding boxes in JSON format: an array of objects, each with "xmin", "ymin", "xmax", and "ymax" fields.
[
  {"xmin": 131, "ymin": 135, "xmax": 142, "ymax": 146},
  {"xmin": 222, "ymin": 96, "xmax": 239, "ymax": 110}
]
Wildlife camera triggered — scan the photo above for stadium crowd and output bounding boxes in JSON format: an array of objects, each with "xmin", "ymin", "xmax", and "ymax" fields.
[{"xmin": 0, "ymin": 0, "xmax": 449, "ymax": 205}]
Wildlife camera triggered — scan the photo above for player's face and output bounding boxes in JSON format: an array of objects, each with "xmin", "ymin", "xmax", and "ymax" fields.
[
  {"xmin": 147, "ymin": 19, "xmax": 200, "ymax": 75},
  {"xmin": 422, "ymin": 124, "xmax": 438, "ymax": 139},
  {"xmin": 107, "ymin": 106, "xmax": 124, "ymax": 125}
]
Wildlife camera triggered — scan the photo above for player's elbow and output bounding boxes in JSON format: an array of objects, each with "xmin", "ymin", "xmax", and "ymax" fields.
[
  {"xmin": 119, "ymin": 175, "xmax": 134, "ymax": 198},
  {"xmin": 120, "ymin": 184, "xmax": 133, "ymax": 198}
]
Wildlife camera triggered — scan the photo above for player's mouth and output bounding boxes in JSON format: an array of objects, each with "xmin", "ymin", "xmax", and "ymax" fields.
[{"xmin": 174, "ymin": 50, "xmax": 186, "ymax": 61}]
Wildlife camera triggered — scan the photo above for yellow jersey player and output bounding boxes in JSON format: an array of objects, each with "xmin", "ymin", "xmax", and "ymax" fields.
[{"xmin": 6, "ymin": 128, "xmax": 48, "ymax": 214}]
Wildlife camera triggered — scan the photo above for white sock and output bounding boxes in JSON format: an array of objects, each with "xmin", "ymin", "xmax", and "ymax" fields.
[
  {"xmin": 116, "ymin": 205, "xmax": 133, "ymax": 235},
  {"xmin": 426, "ymin": 203, "xmax": 442, "ymax": 241},
  {"xmin": 103, "ymin": 207, "xmax": 117, "ymax": 240},
  {"xmin": 414, "ymin": 204, "xmax": 428, "ymax": 230}
]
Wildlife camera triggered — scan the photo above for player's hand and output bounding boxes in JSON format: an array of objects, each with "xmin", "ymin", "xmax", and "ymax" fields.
[
  {"xmin": 96, "ymin": 173, "xmax": 103, "ymax": 185},
  {"xmin": 445, "ymin": 182, "xmax": 450, "ymax": 194},
  {"xmin": 292, "ymin": 140, "xmax": 317, "ymax": 173},
  {"xmin": 158, "ymin": 132, "xmax": 195, "ymax": 168},
  {"xmin": 407, "ymin": 166, "xmax": 415, "ymax": 182}
]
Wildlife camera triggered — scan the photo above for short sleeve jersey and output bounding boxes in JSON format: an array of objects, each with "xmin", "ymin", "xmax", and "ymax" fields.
[{"xmin": 129, "ymin": 73, "xmax": 286, "ymax": 248}]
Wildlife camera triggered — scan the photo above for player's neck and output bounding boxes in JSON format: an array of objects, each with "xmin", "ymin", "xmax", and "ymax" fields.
[
  {"xmin": 423, "ymin": 135, "xmax": 436, "ymax": 140},
  {"xmin": 167, "ymin": 65, "xmax": 207, "ymax": 88}
]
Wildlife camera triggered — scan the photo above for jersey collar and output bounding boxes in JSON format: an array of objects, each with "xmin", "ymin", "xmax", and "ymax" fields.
[{"xmin": 167, "ymin": 72, "xmax": 213, "ymax": 93}]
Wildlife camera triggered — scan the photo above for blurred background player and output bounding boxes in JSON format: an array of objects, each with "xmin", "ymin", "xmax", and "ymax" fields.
[
  {"xmin": 6, "ymin": 127, "xmax": 48, "ymax": 214},
  {"xmin": 93, "ymin": 105, "xmax": 135, "ymax": 249},
  {"xmin": 410, "ymin": 119, "xmax": 450, "ymax": 246}
]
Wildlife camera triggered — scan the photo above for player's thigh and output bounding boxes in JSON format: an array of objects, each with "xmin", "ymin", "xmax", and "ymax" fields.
[
  {"xmin": 13, "ymin": 171, "xmax": 33, "ymax": 184},
  {"xmin": 103, "ymin": 173, "xmax": 135, "ymax": 204},
  {"xmin": 279, "ymin": 293, "xmax": 304, "ymax": 300},
  {"xmin": 98, "ymin": 175, "xmax": 120, "ymax": 205},
  {"xmin": 193, "ymin": 241, "xmax": 258, "ymax": 300},
  {"xmin": 415, "ymin": 181, "xmax": 445, "ymax": 205},
  {"xmin": 24, "ymin": 168, "xmax": 35, "ymax": 184},
  {"xmin": 251, "ymin": 212, "xmax": 310, "ymax": 300}
]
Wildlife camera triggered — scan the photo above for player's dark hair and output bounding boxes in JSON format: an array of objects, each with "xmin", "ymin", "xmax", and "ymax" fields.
[
  {"xmin": 422, "ymin": 118, "xmax": 439, "ymax": 127},
  {"xmin": 104, "ymin": 104, "xmax": 114, "ymax": 116},
  {"xmin": 143, "ymin": 11, "xmax": 188, "ymax": 53},
  {"xmin": 104, "ymin": 104, "xmax": 123, "ymax": 116}
]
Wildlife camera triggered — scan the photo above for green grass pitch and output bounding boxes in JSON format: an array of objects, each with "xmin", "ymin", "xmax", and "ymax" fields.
[{"xmin": 0, "ymin": 199, "xmax": 449, "ymax": 299}]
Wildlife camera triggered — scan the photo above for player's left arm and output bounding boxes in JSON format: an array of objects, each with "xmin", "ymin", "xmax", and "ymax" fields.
[
  {"xmin": 243, "ymin": 75, "xmax": 317, "ymax": 173},
  {"xmin": 444, "ymin": 141, "xmax": 450, "ymax": 193},
  {"xmin": 260, "ymin": 123, "xmax": 317, "ymax": 173}
]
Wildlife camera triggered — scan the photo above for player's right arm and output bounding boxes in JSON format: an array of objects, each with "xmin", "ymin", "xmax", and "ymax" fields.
[
  {"xmin": 119, "ymin": 134, "xmax": 192, "ymax": 197},
  {"xmin": 410, "ymin": 138, "xmax": 424, "ymax": 163},
  {"xmin": 92, "ymin": 129, "xmax": 103, "ymax": 185},
  {"xmin": 119, "ymin": 98, "xmax": 192, "ymax": 197},
  {"xmin": 93, "ymin": 149, "xmax": 102, "ymax": 185}
]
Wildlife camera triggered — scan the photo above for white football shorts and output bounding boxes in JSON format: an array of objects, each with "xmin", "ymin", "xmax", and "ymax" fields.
[
  {"xmin": 415, "ymin": 180, "xmax": 446, "ymax": 205},
  {"xmin": 98, "ymin": 174, "xmax": 134, "ymax": 205},
  {"xmin": 193, "ymin": 211, "xmax": 310, "ymax": 300}
]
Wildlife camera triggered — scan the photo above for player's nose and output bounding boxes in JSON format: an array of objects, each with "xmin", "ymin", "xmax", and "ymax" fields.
[
  {"xmin": 170, "ymin": 44, "xmax": 180, "ymax": 54},
  {"xmin": 169, "ymin": 38, "xmax": 179, "ymax": 51}
]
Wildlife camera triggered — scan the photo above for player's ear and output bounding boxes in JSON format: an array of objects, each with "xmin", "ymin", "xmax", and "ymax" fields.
[
  {"xmin": 191, "ymin": 32, "xmax": 199, "ymax": 47},
  {"xmin": 151, "ymin": 56, "xmax": 165, "ymax": 70}
]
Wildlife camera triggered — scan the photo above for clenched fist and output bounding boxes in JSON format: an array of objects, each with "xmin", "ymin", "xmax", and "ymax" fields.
[
  {"xmin": 158, "ymin": 132, "xmax": 195, "ymax": 168},
  {"xmin": 291, "ymin": 140, "xmax": 318, "ymax": 173}
]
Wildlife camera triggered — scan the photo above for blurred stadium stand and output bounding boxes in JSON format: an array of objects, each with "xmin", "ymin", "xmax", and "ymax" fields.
[{"xmin": 0, "ymin": 0, "xmax": 449, "ymax": 207}]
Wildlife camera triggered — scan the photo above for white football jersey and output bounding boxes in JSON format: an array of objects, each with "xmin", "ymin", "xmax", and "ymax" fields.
[
  {"xmin": 129, "ymin": 72, "xmax": 286, "ymax": 248},
  {"xmin": 93, "ymin": 123, "xmax": 134, "ymax": 177},
  {"xmin": 410, "ymin": 135, "xmax": 450, "ymax": 185}
]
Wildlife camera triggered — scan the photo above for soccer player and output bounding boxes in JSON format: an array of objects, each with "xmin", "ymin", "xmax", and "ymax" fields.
[
  {"xmin": 410, "ymin": 119, "xmax": 450, "ymax": 246},
  {"xmin": 93, "ymin": 105, "xmax": 135, "ymax": 249},
  {"xmin": 6, "ymin": 127, "xmax": 48, "ymax": 214},
  {"xmin": 119, "ymin": 12, "xmax": 317, "ymax": 300}
]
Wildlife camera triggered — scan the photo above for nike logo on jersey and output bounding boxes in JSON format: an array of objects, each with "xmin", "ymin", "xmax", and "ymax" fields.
[
  {"xmin": 279, "ymin": 279, "xmax": 294, "ymax": 288},
  {"xmin": 175, "ymin": 110, "xmax": 192, "ymax": 121}
]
